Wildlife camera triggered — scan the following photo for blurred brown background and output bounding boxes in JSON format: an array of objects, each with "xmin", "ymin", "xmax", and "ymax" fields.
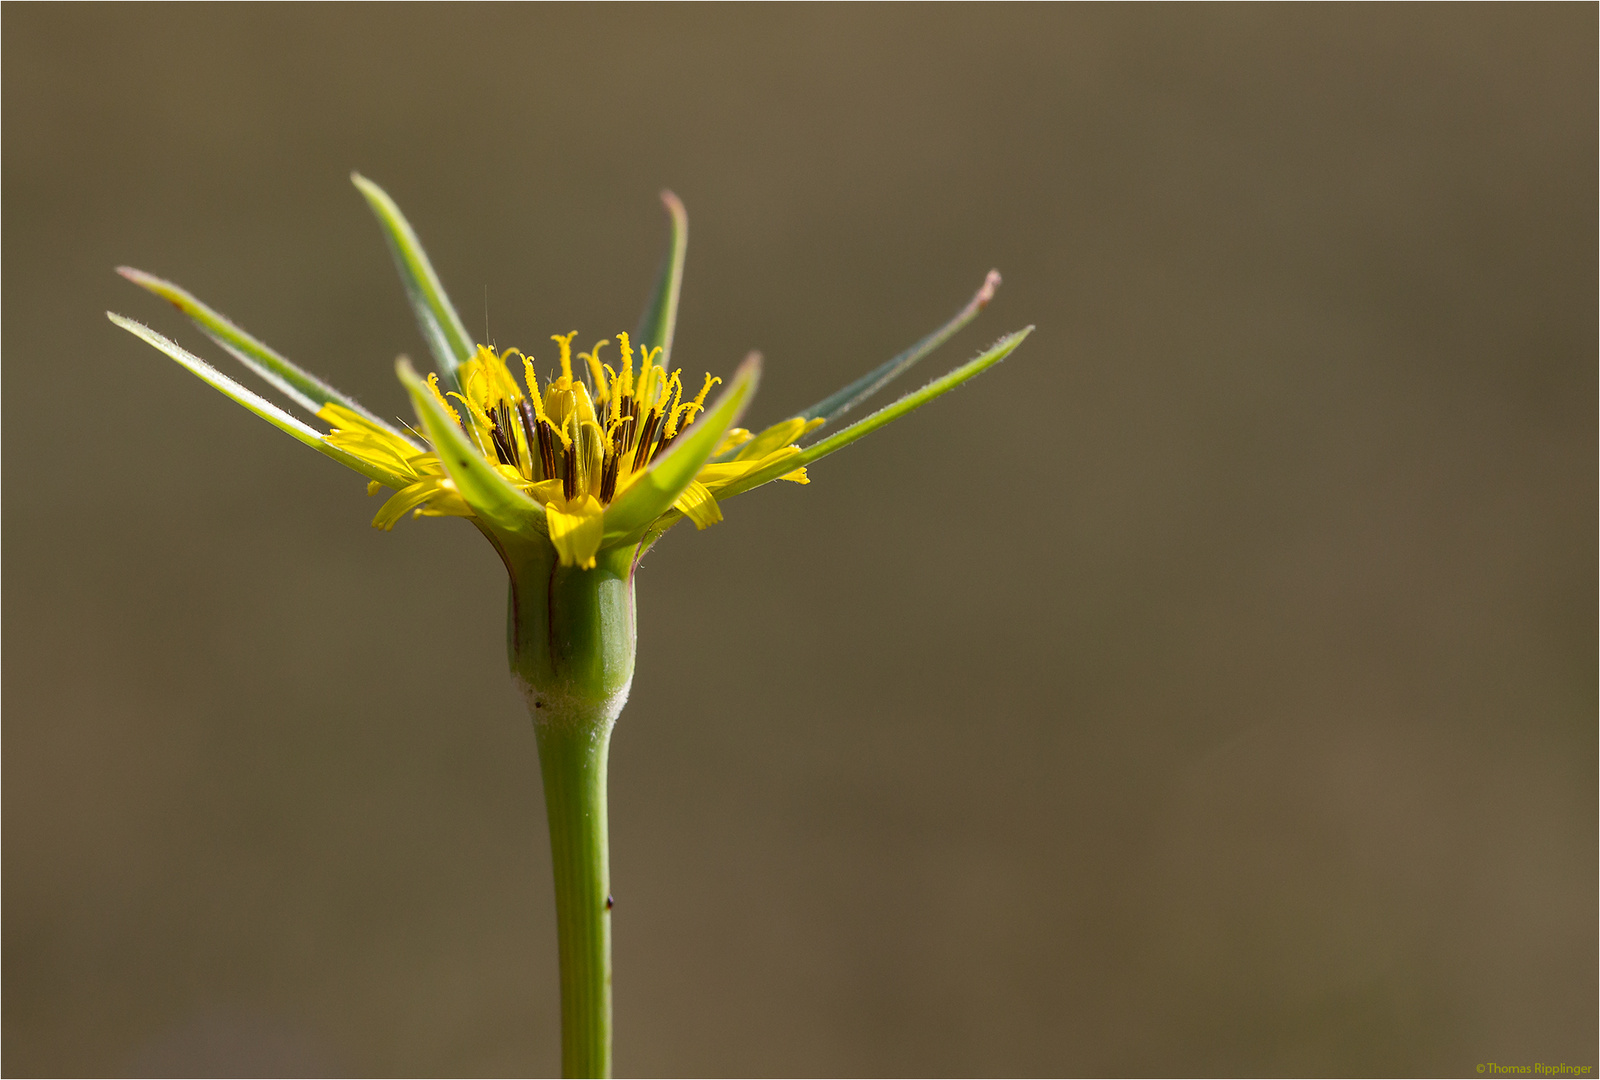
[{"xmin": 4, "ymin": 5, "xmax": 1594, "ymax": 1077}]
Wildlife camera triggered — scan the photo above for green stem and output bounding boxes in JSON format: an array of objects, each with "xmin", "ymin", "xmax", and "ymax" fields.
[
  {"xmin": 536, "ymin": 721, "xmax": 614, "ymax": 1078},
  {"xmin": 500, "ymin": 537, "xmax": 636, "ymax": 1079}
]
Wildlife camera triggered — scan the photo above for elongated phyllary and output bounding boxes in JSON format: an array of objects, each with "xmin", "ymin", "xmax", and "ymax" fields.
[{"xmin": 110, "ymin": 174, "xmax": 1030, "ymax": 1079}]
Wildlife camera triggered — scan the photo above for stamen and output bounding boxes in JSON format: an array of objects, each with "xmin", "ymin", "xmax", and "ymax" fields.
[
  {"xmin": 691, "ymin": 373, "xmax": 721, "ymax": 413},
  {"xmin": 671, "ymin": 373, "xmax": 720, "ymax": 438},
  {"xmin": 529, "ymin": 411, "xmax": 558, "ymax": 481},
  {"xmin": 544, "ymin": 389, "xmax": 575, "ymax": 446},
  {"xmin": 447, "ymin": 389, "xmax": 495, "ymax": 457},
  {"xmin": 413, "ymin": 329, "xmax": 765, "ymax": 514},
  {"xmin": 493, "ymin": 348, "xmax": 526, "ymax": 402},
  {"xmin": 617, "ymin": 331, "xmax": 635, "ymax": 375},
  {"xmin": 631, "ymin": 409, "xmax": 662, "ymax": 472},
  {"xmin": 581, "ymin": 348, "xmax": 608, "ymax": 403},
  {"xmin": 551, "ymin": 331, "xmax": 578, "ymax": 385},
  {"xmin": 427, "ymin": 373, "xmax": 460, "ymax": 425},
  {"xmin": 602, "ymin": 364, "xmax": 622, "ymax": 422},
  {"xmin": 636, "ymin": 342, "xmax": 664, "ymax": 411},
  {"xmin": 615, "ymin": 332, "xmax": 635, "ymax": 403},
  {"xmin": 612, "ymin": 413, "xmax": 636, "ymax": 461},
  {"xmin": 516, "ymin": 399, "xmax": 549, "ymax": 480},
  {"xmin": 610, "ymin": 394, "xmax": 634, "ymax": 456},
  {"xmin": 539, "ymin": 420, "xmax": 559, "ymax": 481},
  {"xmin": 489, "ymin": 402, "xmax": 519, "ymax": 467},
  {"xmin": 447, "ymin": 390, "xmax": 485, "ymax": 426},
  {"xmin": 661, "ymin": 371, "xmax": 687, "ymax": 437},
  {"xmin": 599, "ymin": 450, "xmax": 621, "ymax": 503}
]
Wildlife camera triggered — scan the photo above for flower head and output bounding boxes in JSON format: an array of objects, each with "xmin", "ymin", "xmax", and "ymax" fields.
[
  {"xmin": 110, "ymin": 176, "xmax": 1032, "ymax": 1075},
  {"xmin": 110, "ymin": 175, "xmax": 1030, "ymax": 577}
]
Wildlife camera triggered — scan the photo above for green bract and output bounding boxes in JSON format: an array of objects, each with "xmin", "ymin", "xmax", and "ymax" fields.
[{"xmin": 110, "ymin": 175, "xmax": 1031, "ymax": 1078}]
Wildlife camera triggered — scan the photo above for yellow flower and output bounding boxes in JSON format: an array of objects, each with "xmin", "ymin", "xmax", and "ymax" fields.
[
  {"xmin": 108, "ymin": 174, "xmax": 1032, "ymax": 1079},
  {"xmin": 316, "ymin": 334, "xmax": 813, "ymax": 569},
  {"xmin": 109, "ymin": 175, "xmax": 1030, "ymax": 576}
]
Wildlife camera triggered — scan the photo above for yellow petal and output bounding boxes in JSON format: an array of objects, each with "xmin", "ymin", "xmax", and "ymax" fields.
[
  {"xmin": 528, "ymin": 478, "xmax": 565, "ymax": 504},
  {"xmin": 319, "ymin": 403, "xmax": 428, "ymax": 482},
  {"xmin": 696, "ymin": 447, "xmax": 801, "ymax": 493},
  {"xmin": 733, "ymin": 416, "xmax": 819, "ymax": 461},
  {"xmin": 322, "ymin": 430, "xmax": 420, "ymax": 480},
  {"xmin": 671, "ymin": 479, "xmax": 723, "ymax": 530},
  {"xmin": 413, "ymin": 486, "xmax": 473, "ymax": 518},
  {"xmin": 545, "ymin": 494, "xmax": 605, "ymax": 568},
  {"xmin": 714, "ymin": 428, "xmax": 752, "ymax": 456},
  {"xmin": 374, "ymin": 477, "xmax": 452, "ymax": 530}
]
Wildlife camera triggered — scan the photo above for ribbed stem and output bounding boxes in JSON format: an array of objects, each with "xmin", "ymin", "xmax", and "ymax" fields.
[{"xmin": 536, "ymin": 722, "xmax": 613, "ymax": 1078}]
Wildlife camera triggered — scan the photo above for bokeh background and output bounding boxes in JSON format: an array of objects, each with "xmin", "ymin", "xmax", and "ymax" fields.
[{"xmin": 4, "ymin": 6, "xmax": 1594, "ymax": 1077}]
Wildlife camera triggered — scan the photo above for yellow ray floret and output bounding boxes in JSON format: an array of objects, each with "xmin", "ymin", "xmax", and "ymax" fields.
[
  {"xmin": 545, "ymin": 493, "xmax": 605, "ymax": 569},
  {"xmin": 318, "ymin": 330, "xmax": 818, "ymax": 561},
  {"xmin": 672, "ymin": 479, "xmax": 723, "ymax": 530}
]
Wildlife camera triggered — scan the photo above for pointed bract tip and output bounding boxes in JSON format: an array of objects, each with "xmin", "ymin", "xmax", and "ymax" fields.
[
  {"xmin": 394, "ymin": 355, "xmax": 420, "ymax": 381},
  {"xmin": 116, "ymin": 266, "xmax": 187, "ymax": 309},
  {"xmin": 974, "ymin": 269, "xmax": 1002, "ymax": 309},
  {"xmin": 659, "ymin": 190, "xmax": 687, "ymax": 225},
  {"xmin": 116, "ymin": 265, "xmax": 166, "ymax": 291},
  {"xmin": 350, "ymin": 173, "xmax": 385, "ymax": 201}
]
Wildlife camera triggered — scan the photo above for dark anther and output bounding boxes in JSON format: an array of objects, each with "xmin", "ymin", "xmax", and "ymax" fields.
[
  {"xmin": 631, "ymin": 410, "xmax": 661, "ymax": 472},
  {"xmin": 520, "ymin": 400, "xmax": 560, "ymax": 482},
  {"xmin": 489, "ymin": 403, "xmax": 518, "ymax": 467},
  {"xmin": 516, "ymin": 400, "xmax": 540, "ymax": 470},
  {"xmin": 562, "ymin": 442, "xmax": 576, "ymax": 501},
  {"xmin": 599, "ymin": 451, "xmax": 620, "ymax": 504},
  {"xmin": 531, "ymin": 415, "xmax": 558, "ymax": 482},
  {"xmin": 605, "ymin": 895, "xmax": 614, "ymax": 910},
  {"xmin": 655, "ymin": 407, "xmax": 696, "ymax": 458}
]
